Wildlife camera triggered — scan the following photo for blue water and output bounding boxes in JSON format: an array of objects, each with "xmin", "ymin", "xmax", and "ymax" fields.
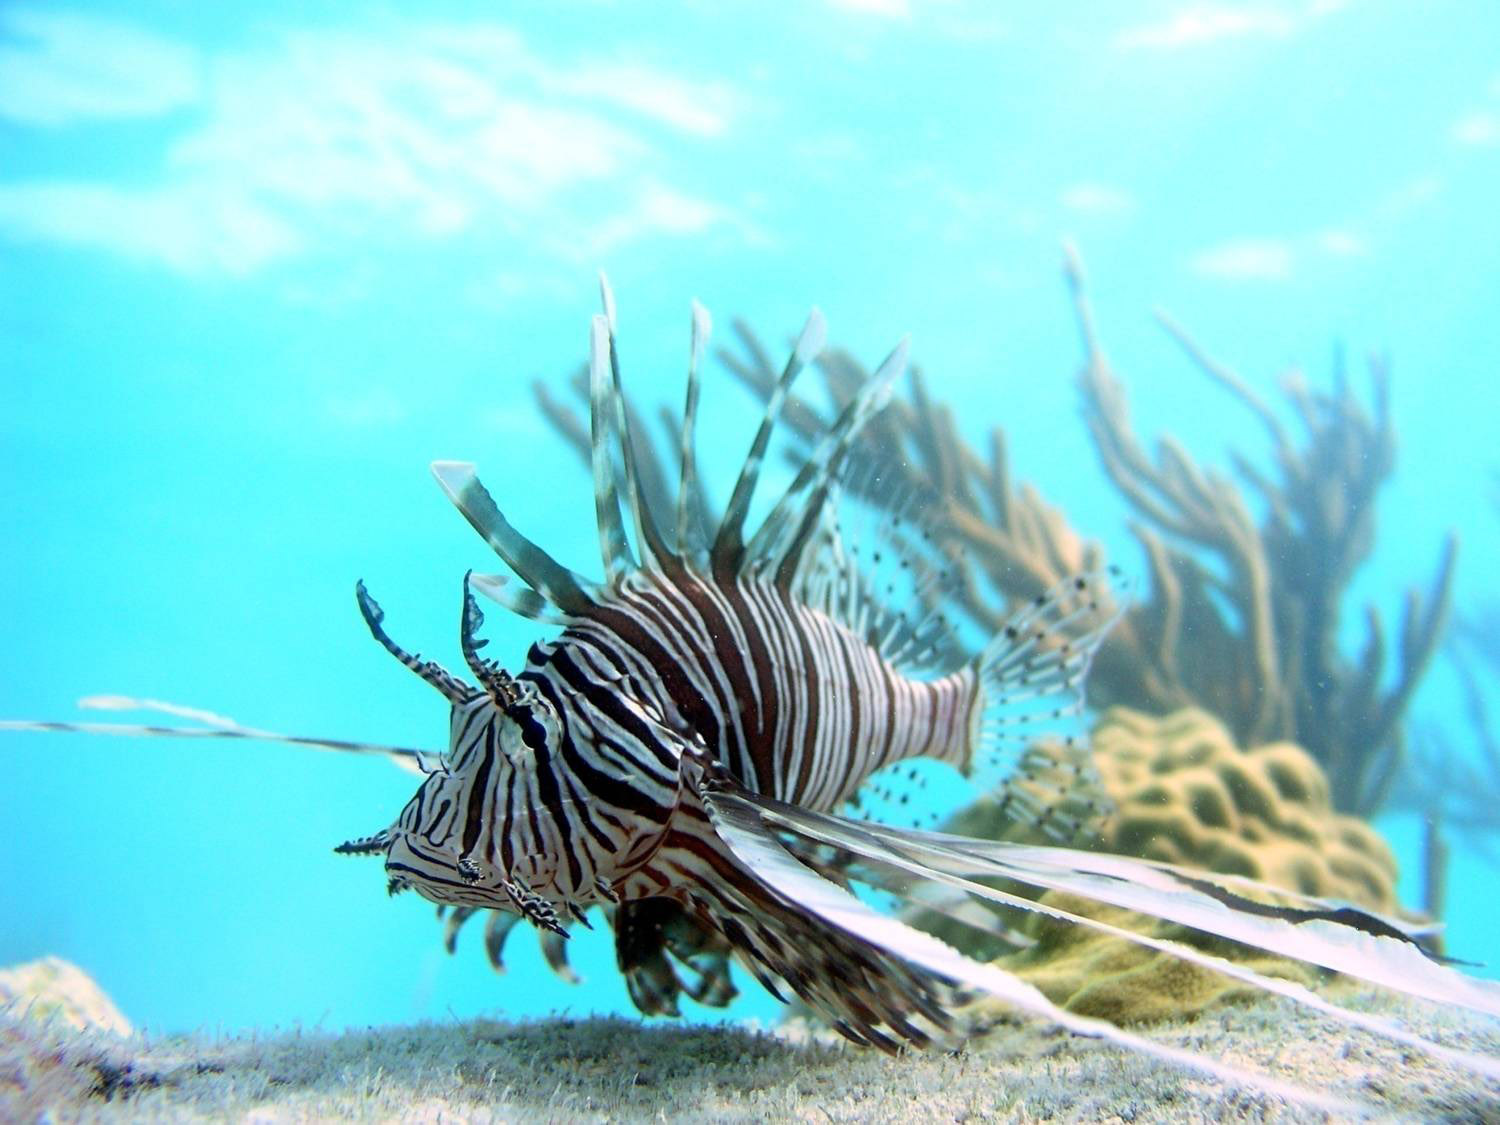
[{"xmin": 2, "ymin": 2, "xmax": 1498, "ymax": 1036}]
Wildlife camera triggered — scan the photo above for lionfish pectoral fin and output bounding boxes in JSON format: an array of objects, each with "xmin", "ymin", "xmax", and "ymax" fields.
[
  {"xmin": 735, "ymin": 791, "xmax": 1500, "ymax": 1083},
  {"xmin": 694, "ymin": 774, "xmax": 1363, "ymax": 1113},
  {"xmin": 613, "ymin": 898, "xmax": 736, "ymax": 1018},
  {"xmin": 540, "ymin": 928, "xmax": 580, "ymax": 982}
]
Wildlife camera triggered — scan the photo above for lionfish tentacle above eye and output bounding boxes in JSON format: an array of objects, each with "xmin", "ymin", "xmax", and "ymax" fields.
[
  {"xmin": 460, "ymin": 571, "xmax": 523, "ymax": 710},
  {"xmin": 356, "ymin": 580, "xmax": 477, "ymax": 705}
]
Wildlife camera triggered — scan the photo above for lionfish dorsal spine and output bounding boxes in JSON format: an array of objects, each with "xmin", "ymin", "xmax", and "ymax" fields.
[
  {"xmin": 429, "ymin": 459, "xmax": 598, "ymax": 615},
  {"xmin": 597, "ymin": 286, "xmax": 674, "ymax": 571},
  {"xmin": 468, "ymin": 572, "xmax": 565, "ymax": 625},
  {"xmin": 589, "ymin": 312, "xmax": 637, "ymax": 585},
  {"xmin": 710, "ymin": 306, "xmax": 827, "ymax": 577},
  {"xmin": 675, "ymin": 299, "xmax": 713, "ymax": 564},
  {"xmin": 755, "ymin": 335, "xmax": 911, "ymax": 586}
]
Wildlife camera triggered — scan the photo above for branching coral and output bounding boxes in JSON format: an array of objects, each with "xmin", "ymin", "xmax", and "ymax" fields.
[
  {"xmin": 1395, "ymin": 531, "xmax": 1500, "ymax": 909},
  {"xmin": 1412, "ymin": 613, "xmax": 1500, "ymax": 853},
  {"xmin": 530, "ymin": 258, "xmax": 1454, "ymax": 821},
  {"xmin": 1064, "ymin": 250, "xmax": 1456, "ymax": 816}
]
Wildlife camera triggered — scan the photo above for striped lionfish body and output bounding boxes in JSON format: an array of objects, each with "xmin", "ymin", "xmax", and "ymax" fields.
[
  {"xmin": 339, "ymin": 290, "xmax": 1119, "ymax": 1048},
  {"xmin": 11, "ymin": 281, "xmax": 1500, "ymax": 1109}
]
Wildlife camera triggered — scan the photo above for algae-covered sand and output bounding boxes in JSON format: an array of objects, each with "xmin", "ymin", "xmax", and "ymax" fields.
[{"xmin": 6, "ymin": 989, "xmax": 1499, "ymax": 1122}]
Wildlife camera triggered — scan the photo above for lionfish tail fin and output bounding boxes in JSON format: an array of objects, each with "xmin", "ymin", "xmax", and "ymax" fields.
[{"xmin": 963, "ymin": 567, "xmax": 1127, "ymax": 840}]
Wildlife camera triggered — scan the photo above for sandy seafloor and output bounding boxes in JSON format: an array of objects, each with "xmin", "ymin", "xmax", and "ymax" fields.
[{"xmin": 6, "ymin": 988, "xmax": 1500, "ymax": 1124}]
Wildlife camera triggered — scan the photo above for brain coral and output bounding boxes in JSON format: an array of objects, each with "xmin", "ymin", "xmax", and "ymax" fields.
[
  {"xmin": 956, "ymin": 706, "xmax": 1399, "ymax": 909},
  {"xmin": 936, "ymin": 707, "xmax": 1403, "ymax": 1024}
]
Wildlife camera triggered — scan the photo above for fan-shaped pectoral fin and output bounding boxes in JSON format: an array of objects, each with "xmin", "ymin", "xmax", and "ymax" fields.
[{"xmin": 692, "ymin": 768, "xmax": 1369, "ymax": 1113}]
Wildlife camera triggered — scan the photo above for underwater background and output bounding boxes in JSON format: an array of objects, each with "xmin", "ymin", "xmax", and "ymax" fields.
[{"xmin": 2, "ymin": 1, "xmax": 1498, "ymax": 1039}]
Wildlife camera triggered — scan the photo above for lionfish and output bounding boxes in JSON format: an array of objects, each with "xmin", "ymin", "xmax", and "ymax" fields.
[{"xmin": 7, "ymin": 280, "xmax": 1500, "ymax": 1112}]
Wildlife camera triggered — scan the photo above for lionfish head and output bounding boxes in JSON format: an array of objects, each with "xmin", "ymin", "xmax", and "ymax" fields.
[{"xmin": 337, "ymin": 574, "xmax": 565, "ymax": 912}]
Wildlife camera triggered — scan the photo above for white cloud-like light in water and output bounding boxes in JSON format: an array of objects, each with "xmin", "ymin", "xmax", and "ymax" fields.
[
  {"xmin": 1315, "ymin": 229, "xmax": 1366, "ymax": 257},
  {"xmin": 0, "ymin": 8, "xmax": 201, "ymax": 124},
  {"xmin": 1060, "ymin": 182, "xmax": 1135, "ymax": 216},
  {"xmin": 324, "ymin": 387, "xmax": 410, "ymax": 429},
  {"xmin": 1115, "ymin": 2, "xmax": 1347, "ymax": 50},
  {"xmin": 1190, "ymin": 238, "xmax": 1294, "ymax": 280},
  {"xmin": 827, "ymin": 0, "xmax": 912, "ymax": 18},
  {"xmin": 1189, "ymin": 225, "xmax": 1370, "ymax": 282},
  {"xmin": 1452, "ymin": 112, "xmax": 1499, "ymax": 147},
  {"xmin": 0, "ymin": 180, "xmax": 301, "ymax": 274},
  {"xmin": 0, "ymin": 16, "xmax": 740, "ymax": 276}
]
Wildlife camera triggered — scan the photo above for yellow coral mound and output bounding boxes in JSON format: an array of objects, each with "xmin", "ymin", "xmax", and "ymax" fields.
[
  {"xmin": 993, "ymin": 892, "xmax": 1321, "ymax": 1025},
  {"xmin": 946, "ymin": 707, "xmax": 1402, "ymax": 1025},
  {"xmin": 1085, "ymin": 707, "xmax": 1398, "ymax": 911}
]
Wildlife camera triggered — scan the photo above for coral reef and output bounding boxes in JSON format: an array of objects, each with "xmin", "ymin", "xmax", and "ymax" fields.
[
  {"xmin": 1413, "ymin": 612, "xmax": 1500, "ymax": 850},
  {"xmin": 1067, "ymin": 256, "xmax": 1455, "ymax": 819},
  {"xmin": 0, "ymin": 957, "xmax": 131, "ymax": 1037},
  {"xmin": 1388, "ymin": 485, "xmax": 1500, "ymax": 916},
  {"xmin": 533, "ymin": 255, "xmax": 1454, "ymax": 822}
]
